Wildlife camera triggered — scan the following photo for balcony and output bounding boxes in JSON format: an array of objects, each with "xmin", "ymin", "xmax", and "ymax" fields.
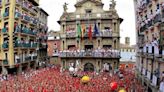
[
  {"xmin": 32, "ymin": 43, "xmax": 38, "ymax": 48},
  {"xmin": 14, "ymin": 42, "xmax": 37, "ymax": 48},
  {"xmin": 15, "ymin": 56, "xmax": 21, "ymax": 64},
  {"xmin": 137, "ymin": 42, "xmax": 144, "ymax": 48},
  {"xmin": 2, "ymin": 28, "xmax": 8, "ymax": 35},
  {"xmin": 39, "ymin": 43, "xmax": 47, "ymax": 49},
  {"xmin": 21, "ymin": 15, "xmax": 31, "ymax": 23},
  {"xmin": 153, "ymin": 13, "xmax": 161, "ymax": 25},
  {"xmin": 3, "ymin": 12, "xmax": 9, "ymax": 19},
  {"xmin": 146, "ymin": 70, "xmax": 152, "ymax": 80},
  {"xmin": 60, "ymin": 50, "xmax": 120, "ymax": 58},
  {"xmin": 25, "ymin": 56, "xmax": 31, "ymax": 61},
  {"xmin": 147, "ymin": 19, "xmax": 154, "ymax": 28},
  {"xmin": 2, "ymin": 43, "xmax": 8, "ymax": 49},
  {"xmin": 151, "ymin": 74, "xmax": 159, "ymax": 87},
  {"xmin": 30, "ymin": 18, "xmax": 38, "ymax": 26},
  {"xmin": 162, "ymin": 8, "xmax": 164, "ymax": 19},
  {"xmin": 30, "ymin": 55, "xmax": 37, "ymax": 61},
  {"xmin": 138, "ymin": 36, "xmax": 144, "ymax": 48},
  {"xmin": 147, "ymin": 0, "xmax": 152, "ymax": 7},
  {"xmin": 2, "ymin": 59, "xmax": 8, "ymax": 65},
  {"xmin": 63, "ymin": 13, "xmax": 113, "ymax": 21},
  {"xmin": 53, "ymin": 53, "xmax": 59, "ymax": 57},
  {"xmin": 16, "ymin": 0, "xmax": 38, "ymax": 15},
  {"xmin": 14, "ymin": 11, "xmax": 38, "ymax": 26},
  {"xmin": 14, "ymin": 26, "xmax": 37, "ymax": 36},
  {"xmin": 142, "ymin": 68, "xmax": 146, "ymax": 76},
  {"xmin": 140, "ymin": 24, "xmax": 147, "ymax": 33},
  {"xmin": 15, "ymin": 12, "xmax": 22, "ymax": 19},
  {"xmin": 66, "ymin": 30, "xmax": 113, "ymax": 38}
]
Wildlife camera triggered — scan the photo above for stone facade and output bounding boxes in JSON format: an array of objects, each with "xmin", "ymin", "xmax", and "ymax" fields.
[
  {"xmin": 0, "ymin": 0, "xmax": 48, "ymax": 74},
  {"xmin": 58, "ymin": 0, "xmax": 123, "ymax": 71},
  {"xmin": 134, "ymin": 0, "xmax": 164, "ymax": 92}
]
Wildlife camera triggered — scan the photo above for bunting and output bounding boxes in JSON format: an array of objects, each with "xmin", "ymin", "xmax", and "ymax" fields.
[
  {"xmin": 76, "ymin": 23, "xmax": 82, "ymax": 38},
  {"xmin": 94, "ymin": 23, "xmax": 99, "ymax": 36},
  {"xmin": 81, "ymin": 24, "xmax": 86, "ymax": 40}
]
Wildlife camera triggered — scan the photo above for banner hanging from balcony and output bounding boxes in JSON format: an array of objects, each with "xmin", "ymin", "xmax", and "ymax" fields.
[
  {"xmin": 81, "ymin": 24, "xmax": 86, "ymax": 40},
  {"xmin": 88, "ymin": 24, "xmax": 92, "ymax": 41},
  {"xmin": 94, "ymin": 23, "xmax": 99, "ymax": 36},
  {"xmin": 76, "ymin": 23, "xmax": 82, "ymax": 38}
]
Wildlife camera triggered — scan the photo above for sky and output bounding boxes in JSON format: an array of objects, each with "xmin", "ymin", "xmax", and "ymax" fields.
[{"xmin": 39, "ymin": 0, "xmax": 136, "ymax": 45}]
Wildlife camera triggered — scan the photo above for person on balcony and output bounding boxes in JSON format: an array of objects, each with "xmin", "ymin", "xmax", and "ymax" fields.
[
  {"xmin": 160, "ymin": 77, "xmax": 164, "ymax": 92},
  {"xmin": 15, "ymin": 8, "xmax": 19, "ymax": 18}
]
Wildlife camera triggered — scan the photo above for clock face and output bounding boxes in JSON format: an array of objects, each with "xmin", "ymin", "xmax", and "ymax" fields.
[{"xmin": 86, "ymin": 3, "xmax": 91, "ymax": 8}]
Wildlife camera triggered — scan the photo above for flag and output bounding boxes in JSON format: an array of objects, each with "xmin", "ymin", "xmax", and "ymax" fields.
[
  {"xmin": 76, "ymin": 23, "xmax": 82, "ymax": 38},
  {"xmin": 94, "ymin": 23, "xmax": 99, "ymax": 36},
  {"xmin": 81, "ymin": 24, "xmax": 85, "ymax": 40},
  {"xmin": 88, "ymin": 25, "xmax": 92, "ymax": 40}
]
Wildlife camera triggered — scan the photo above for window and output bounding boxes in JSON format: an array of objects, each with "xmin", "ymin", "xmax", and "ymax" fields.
[
  {"xmin": 104, "ymin": 27, "xmax": 109, "ymax": 30},
  {"xmin": 145, "ymin": 15, "xmax": 147, "ymax": 19},
  {"xmin": 98, "ymin": 40, "xmax": 100, "ymax": 46},
  {"xmin": 114, "ymin": 23, "xmax": 116, "ymax": 31},
  {"xmin": 63, "ymin": 41, "xmax": 64, "ymax": 50},
  {"xmin": 62, "ymin": 25, "xmax": 65, "ymax": 32},
  {"xmin": 156, "ymin": 3, "xmax": 159, "ymax": 9},
  {"xmin": 98, "ymin": 61, "xmax": 100, "ymax": 66},
  {"xmin": 5, "ymin": 53, "xmax": 8, "ymax": 60},
  {"xmin": 150, "ymin": 10, "xmax": 153, "ymax": 14},
  {"xmin": 98, "ymin": 22, "xmax": 100, "ymax": 29},
  {"xmin": 4, "ymin": 7, "xmax": 9, "ymax": 16},
  {"xmin": 114, "ymin": 40, "xmax": 116, "ymax": 49},
  {"xmin": 86, "ymin": 9, "xmax": 92, "ymax": 13}
]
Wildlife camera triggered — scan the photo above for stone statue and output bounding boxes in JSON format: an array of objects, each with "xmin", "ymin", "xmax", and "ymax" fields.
[
  {"xmin": 111, "ymin": 0, "xmax": 116, "ymax": 9},
  {"xmin": 63, "ymin": 2, "xmax": 68, "ymax": 12}
]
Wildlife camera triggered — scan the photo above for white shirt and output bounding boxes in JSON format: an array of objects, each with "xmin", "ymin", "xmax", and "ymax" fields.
[{"xmin": 160, "ymin": 81, "xmax": 164, "ymax": 92}]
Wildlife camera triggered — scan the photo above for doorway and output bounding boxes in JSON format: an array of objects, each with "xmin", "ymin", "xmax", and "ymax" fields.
[{"xmin": 84, "ymin": 63, "xmax": 94, "ymax": 71}]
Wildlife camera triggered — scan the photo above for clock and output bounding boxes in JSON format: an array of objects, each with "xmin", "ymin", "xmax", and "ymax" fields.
[{"xmin": 86, "ymin": 3, "xmax": 91, "ymax": 8}]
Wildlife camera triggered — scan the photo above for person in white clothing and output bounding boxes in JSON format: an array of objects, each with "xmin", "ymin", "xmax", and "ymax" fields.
[{"xmin": 160, "ymin": 77, "xmax": 164, "ymax": 92}]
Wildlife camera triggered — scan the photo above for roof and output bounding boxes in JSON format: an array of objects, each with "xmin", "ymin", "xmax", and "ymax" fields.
[
  {"xmin": 120, "ymin": 43, "xmax": 136, "ymax": 49},
  {"xmin": 75, "ymin": 0, "xmax": 104, "ymax": 7},
  {"xmin": 29, "ymin": 0, "xmax": 39, "ymax": 6},
  {"xmin": 40, "ymin": 8, "xmax": 49, "ymax": 16}
]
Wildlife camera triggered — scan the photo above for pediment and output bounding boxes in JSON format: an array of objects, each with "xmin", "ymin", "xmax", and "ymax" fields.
[{"xmin": 75, "ymin": 0, "xmax": 103, "ymax": 7}]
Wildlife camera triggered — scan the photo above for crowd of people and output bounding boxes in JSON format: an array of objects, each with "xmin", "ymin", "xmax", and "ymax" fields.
[
  {"xmin": 60, "ymin": 47, "xmax": 120, "ymax": 58},
  {"xmin": 0, "ymin": 65, "xmax": 145, "ymax": 92}
]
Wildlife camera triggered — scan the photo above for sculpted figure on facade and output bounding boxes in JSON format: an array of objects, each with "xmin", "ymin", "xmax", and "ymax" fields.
[
  {"xmin": 63, "ymin": 2, "xmax": 68, "ymax": 12},
  {"xmin": 111, "ymin": 0, "xmax": 116, "ymax": 9}
]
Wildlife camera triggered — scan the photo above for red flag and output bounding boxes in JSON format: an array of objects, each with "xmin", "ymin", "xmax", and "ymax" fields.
[{"xmin": 88, "ymin": 25, "xmax": 92, "ymax": 40}]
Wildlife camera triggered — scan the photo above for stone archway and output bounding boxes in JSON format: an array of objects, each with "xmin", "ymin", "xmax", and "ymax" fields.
[{"xmin": 84, "ymin": 63, "xmax": 94, "ymax": 72}]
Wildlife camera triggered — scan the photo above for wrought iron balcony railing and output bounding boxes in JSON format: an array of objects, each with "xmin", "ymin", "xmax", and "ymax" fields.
[
  {"xmin": 14, "ymin": 42, "xmax": 37, "ymax": 48},
  {"xmin": 66, "ymin": 31, "xmax": 113, "ymax": 38},
  {"xmin": 2, "ymin": 43, "xmax": 8, "ymax": 49},
  {"xmin": 59, "ymin": 50, "xmax": 120, "ymax": 58}
]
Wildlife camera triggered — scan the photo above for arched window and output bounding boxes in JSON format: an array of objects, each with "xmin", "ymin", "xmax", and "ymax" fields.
[
  {"xmin": 63, "ymin": 41, "xmax": 64, "ymax": 50},
  {"xmin": 98, "ymin": 40, "xmax": 100, "ymax": 46},
  {"xmin": 114, "ymin": 40, "xmax": 116, "ymax": 49}
]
